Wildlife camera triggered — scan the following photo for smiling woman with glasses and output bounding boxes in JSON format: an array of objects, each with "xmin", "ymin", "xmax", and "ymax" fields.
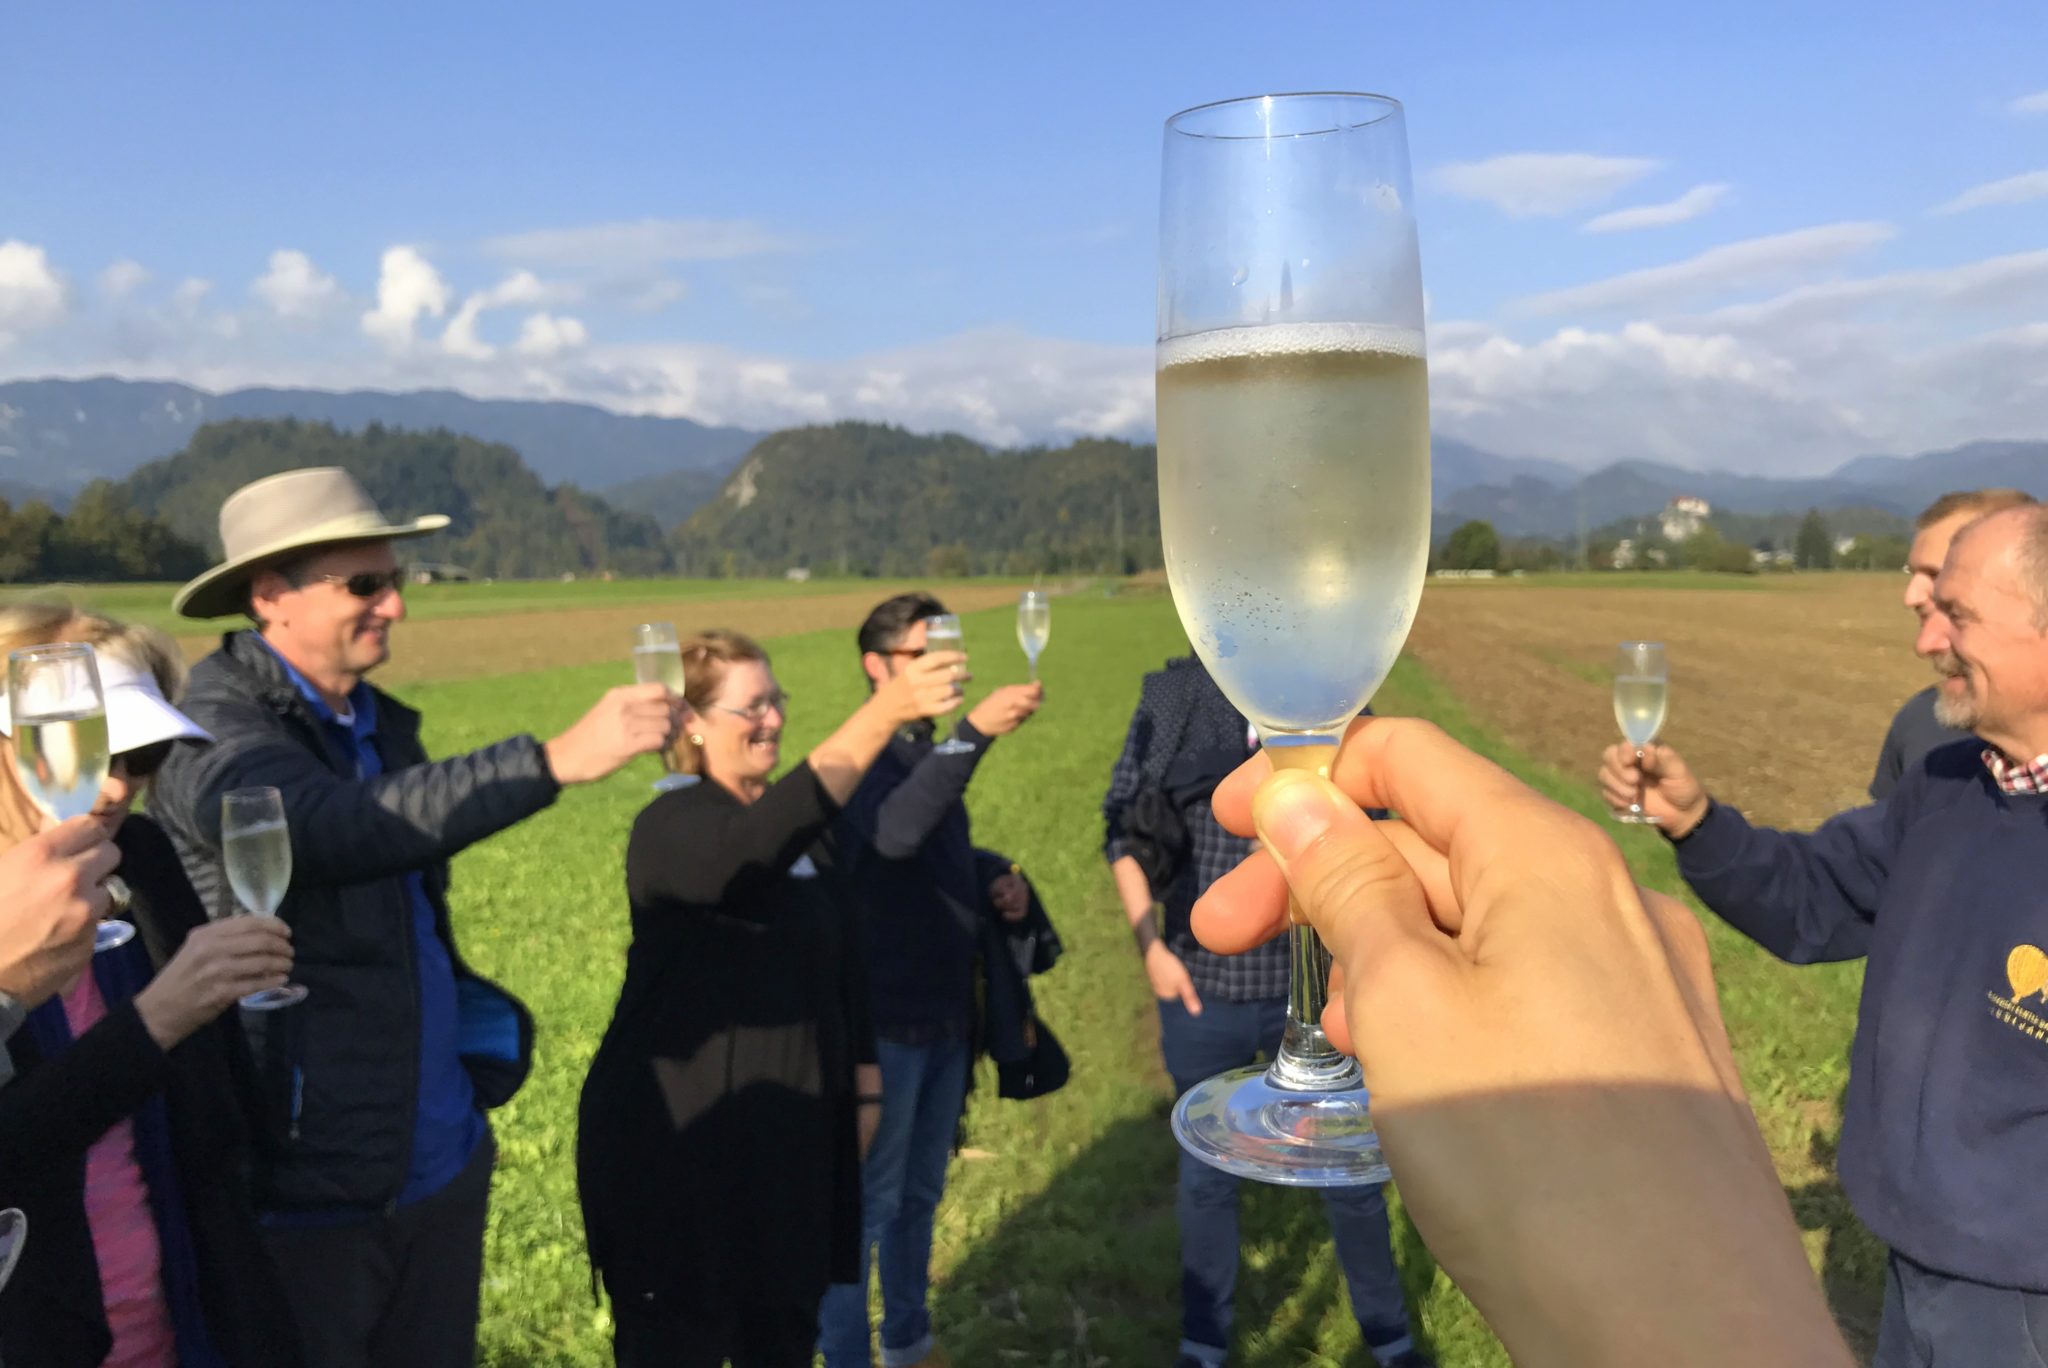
[{"xmin": 577, "ymin": 627, "xmax": 962, "ymax": 1367}]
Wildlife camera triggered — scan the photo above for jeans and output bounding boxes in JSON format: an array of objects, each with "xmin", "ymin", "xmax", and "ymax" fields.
[
  {"xmin": 1874, "ymin": 1250, "xmax": 2048, "ymax": 1368},
  {"xmin": 818, "ymin": 1034, "xmax": 971, "ymax": 1368},
  {"xmin": 1159, "ymin": 998, "xmax": 1416, "ymax": 1367}
]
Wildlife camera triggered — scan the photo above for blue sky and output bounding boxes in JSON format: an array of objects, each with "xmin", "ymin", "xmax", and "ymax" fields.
[{"xmin": 3, "ymin": 0, "xmax": 2044, "ymax": 472}]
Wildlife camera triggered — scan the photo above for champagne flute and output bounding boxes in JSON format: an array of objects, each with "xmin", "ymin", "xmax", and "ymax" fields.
[
  {"xmin": 1016, "ymin": 590, "xmax": 1050, "ymax": 681},
  {"xmin": 632, "ymin": 622, "xmax": 694, "ymax": 792},
  {"xmin": 1159, "ymin": 92, "xmax": 1430, "ymax": 1186},
  {"xmin": 0, "ymin": 1209, "xmax": 22, "ymax": 1295},
  {"xmin": 923, "ymin": 614, "xmax": 975, "ymax": 756},
  {"xmin": 7, "ymin": 644, "xmax": 133, "ymax": 951},
  {"xmin": 1612, "ymin": 642, "xmax": 1669, "ymax": 825},
  {"xmin": 222, "ymin": 786, "xmax": 306, "ymax": 1009}
]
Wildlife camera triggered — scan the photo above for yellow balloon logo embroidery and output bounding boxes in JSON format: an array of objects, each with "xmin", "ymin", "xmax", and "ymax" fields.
[{"xmin": 2006, "ymin": 945, "xmax": 2048, "ymax": 1002}]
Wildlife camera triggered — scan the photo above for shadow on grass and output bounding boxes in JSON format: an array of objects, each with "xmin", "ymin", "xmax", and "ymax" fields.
[
  {"xmin": 1784, "ymin": 1088, "xmax": 1886, "ymax": 1365},
  {"xmin": 931, "ymin": 1103, "xmax": 1439, "ymax": 1367}
]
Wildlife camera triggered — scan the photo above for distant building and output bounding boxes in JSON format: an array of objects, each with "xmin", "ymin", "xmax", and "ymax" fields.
[
  {"xmin": 1660, "ymin": 495, "xmax": 1711, "ymax": 543},
  {"xmin": 1834, "ymin": 536, "xmax": 1858, "ymax": 557},
  {"xmin": 411, "ymin": 562, "xmax": 473, "ymax": 584},
  {"xmin": 785, "ymin": 566, "xmax": 812, "ymax": 582},
  {"xmin": 1612, "ymin": 537, "xmax": 1638, "ymax": 569}
]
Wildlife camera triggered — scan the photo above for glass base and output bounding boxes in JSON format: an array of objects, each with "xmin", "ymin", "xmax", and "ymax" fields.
[
  {"xmin": 94, "ymin": 920, "xmax": 136, "ymax": 952},
  {"xmin": 1171, "ymin": 1064, "xmax": 1391, "ymax": 1187},
  {"xmin": 241, "ymin": 984, "xmax": 309, "ymax": 1011},
  {"xmin": 932, "ymin": 738, "xmax": 976, "ymax": 756},
  {"xmin": 652, "ymin": 772, "xmax": 701, "ymax": 793},
  {"xmin": 1613, "ymin": 809, "xmax": 1662, "ymax": 825}
]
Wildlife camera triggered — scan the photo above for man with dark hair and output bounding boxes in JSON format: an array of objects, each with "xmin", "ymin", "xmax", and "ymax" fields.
[
  {"xmin": 1870, "ymin": 488, "xmax": 2038, "ymax": 799},
  {"xmin": 817, "ymin": 592, "xmax": 1042, "ymax": 1368},
  {"xmin": 1102, "ymin": 655, "xmax": 1428, "ymax": 1368},
  {"xmin": 151, "ymin": 468, "xmax": 678, "ymax": 1368},
  {"xmin": 1599, "ymin": 503, "xmax": 2048, "ymax": 1368}
]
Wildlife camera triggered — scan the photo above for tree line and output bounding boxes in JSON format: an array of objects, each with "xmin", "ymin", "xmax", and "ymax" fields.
[
  {"xmin": 1437, "ymin": 508, "xmax": 1912, "ymax": 575},
  {"xmin": 0, "ymin": 483, "xmax": 210, "ymax": 583}
]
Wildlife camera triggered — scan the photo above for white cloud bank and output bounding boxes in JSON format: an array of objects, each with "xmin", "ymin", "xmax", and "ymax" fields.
[
  {"xmin": 0, "ymin": 241, "xmax": 68, "ymax": 344},
  {"xmin": 97, "ymin": 259, "xmax": 149, "ymax": 303},
  {"xmin": 1930, "ymin": 169, "xmax": 2048, "ymax": 216},
  {"xmin": 1516, "ymin": 222, "xmax": 1894, "ymax": 315},
  {"xmin": 361, "ymin": 246, "xmax": 452, "ymax": 347},
  {"xmin": 1583, "ymin": 182, "xmax": 1731, "ymax": 233},
  {"xmin": 1430, "ymin": 152, "xmax": 1661, "ymax": 216},
  {"xmin": 253, "ymin": 249, "xmax": 343, "ymax": 320}
]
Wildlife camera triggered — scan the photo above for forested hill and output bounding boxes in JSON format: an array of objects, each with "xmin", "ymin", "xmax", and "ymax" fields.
[
  {"xmin": 120, "ymin": 419, "xmax": 674, "ymax": 578},
  {"xmin": 668, "ymin": 422, "xmax": 1161, "ymax": 578}
]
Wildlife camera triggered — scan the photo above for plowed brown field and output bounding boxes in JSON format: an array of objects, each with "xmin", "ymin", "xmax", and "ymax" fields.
[{"xmin": 1404, "ymin": 573, "xmax": 1928, "ymax": 830}]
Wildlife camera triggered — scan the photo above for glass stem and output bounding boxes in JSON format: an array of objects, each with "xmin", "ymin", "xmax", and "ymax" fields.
[
  {"xmin": 1633, "ymin": 746, "xmax": 1646, "ymax": 817},
  {"xmin": 1264, "ymin": 740, "xmax": 1366, "ymax": 1093}
]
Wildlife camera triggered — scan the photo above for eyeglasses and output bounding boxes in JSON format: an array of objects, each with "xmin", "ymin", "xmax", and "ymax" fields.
[
  {"xmin": 114, "ymin": 740, "xmax": 173, "ymax": 780},
  {"xmin": 713, "ymin": 691, "xmax": 791, "ymax": 722},
  {"xmin": 301, "ymin": 569, "xmax": 408, "ymax": 599}
]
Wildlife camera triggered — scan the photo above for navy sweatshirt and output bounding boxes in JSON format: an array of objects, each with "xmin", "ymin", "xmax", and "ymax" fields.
[
  {"xmin": 837, "ymin": 719, "xmax": 992, "ymax": 1034},
  {"xmin": 1676, "ymin": 738, "xmax": 2048, "ymax": 1290}
]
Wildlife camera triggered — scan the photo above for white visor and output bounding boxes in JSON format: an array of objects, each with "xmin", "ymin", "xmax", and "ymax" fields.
[{"xmin": 0, "ymin": 648, "xmax": 212, "ymax": 755}]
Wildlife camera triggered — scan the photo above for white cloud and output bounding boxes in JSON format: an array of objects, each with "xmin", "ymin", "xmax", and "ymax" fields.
[
  {"xmin": 1582, "ymin": 182, "xmax": 1732, "ymax": 233},
  {"xmin": 1514, "ymin": 221, "xmax": 1894, "ymax": 316},
  {"xmin": 440, "ymin": 270, "xmax": 581, "ymax": 359},
  {"xmin": 483, "ymin": 218, "xmax": 811, "ymax": 268},
  {"xmin": 1929, "ymin": 168, "xmax": 2048, "ymax": 216},
  {"xmin": 1429, "ymin": 152, "xmax": 1662, "ymax": 217},
  {"xmin": 97, "ymin": 259, "xmax": 149, "ymax": 302},
  {"xmin": 361, "ymin": 246, "xmax": 452, "ymax": 347},
  {"xmin": 1681, "ymin": 248, "xmax": 2048, "ymax": 335},
  {"xmin": 252, "ymin": 249, "xmax": 343, "ymax": 320},
  {"xmin": 171, "ymin": 278, "xmax": 213, "ymax": 312},
  {"xmin": 515, "ymin": 313, "xmax": 589, "ymax": 357},
  {"xmin": 618, "ymin": 277, "xmax": 689, "ymax": 313},
  {"xmin": 0, "ymin": 241, "xmax": 69, "ymax": 343},
  {"xmin": 2009, "ymin": 91, "xmax": 2048, "ymax": 115}
]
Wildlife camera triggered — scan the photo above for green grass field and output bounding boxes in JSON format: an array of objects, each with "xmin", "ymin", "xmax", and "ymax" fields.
[{"xmin": 351, "ymin": 590, "xmax": 1878, "ymax": 1366}]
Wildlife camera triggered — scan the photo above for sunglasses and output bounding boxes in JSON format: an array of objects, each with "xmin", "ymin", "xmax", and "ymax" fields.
[
  {"xmin": 713, "ymin": 691, "xmax": 792, "ymax": 722},
  {"xmin": 301, "ymin": 569, "xmax": 408, "ymax": 599},
  {"xmin": 115, "ymin": 739, "xmax": 173, "ymax": 781}
]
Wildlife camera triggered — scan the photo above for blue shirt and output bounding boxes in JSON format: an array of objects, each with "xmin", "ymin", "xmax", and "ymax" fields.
[
  {"xmin": 256, "ymin": 639, "xmax": 482, "ymax": 1208},
  {"xmin": 1677, "ymin": 739, "xmax": 2048, "ymax": 1291}
]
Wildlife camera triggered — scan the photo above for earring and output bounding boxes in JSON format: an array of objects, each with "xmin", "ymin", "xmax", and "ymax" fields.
[{"xmin": 689, "ymin": 733, "xmax": 705, "ymax": 747}]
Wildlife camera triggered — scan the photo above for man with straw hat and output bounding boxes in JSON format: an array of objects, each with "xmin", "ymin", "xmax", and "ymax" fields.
[{"xmin": 151, "ymin": 467, "xmax": 679, "ymax": 1368}]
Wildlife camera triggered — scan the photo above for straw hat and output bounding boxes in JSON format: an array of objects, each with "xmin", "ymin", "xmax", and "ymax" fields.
[{"xmin": 173, "ymin": 467, "xmax": 450, "ymax": 620}]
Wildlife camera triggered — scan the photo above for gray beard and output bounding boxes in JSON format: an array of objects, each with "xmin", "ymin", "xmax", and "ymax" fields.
[{"xmin": 1933, "ymin": 684, "xmax": 1978, "ymax": 731}]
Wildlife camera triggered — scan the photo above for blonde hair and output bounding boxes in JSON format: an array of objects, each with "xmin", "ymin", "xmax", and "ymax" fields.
[
  {"xmin": 0, "ymin": 600, "xmax": 187, "ymax": 849},
  {"xmin": 670, "ymin": 630, "xmax": 770, "ymax": 777}
]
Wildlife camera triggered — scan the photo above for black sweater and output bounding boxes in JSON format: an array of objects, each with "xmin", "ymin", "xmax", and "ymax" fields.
[
  {"xmin": 577, "ymin": 764, "xmax": 876, "ymax": 1310},
  {"xmin": 837, "ymin": 720, "xmax": 992, "ymax": 1032},
  {"xmin": 0, "ymin": 816, "xmax": 300, "ymax": 1368}
]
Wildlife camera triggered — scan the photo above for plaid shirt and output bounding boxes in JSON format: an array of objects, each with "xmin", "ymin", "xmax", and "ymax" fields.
[
  {"xmin": 1985, "ymin": 748, "xmax": 2048, "ymax": 796},
  {"xmin": 1102, "ymin": 658, "xmax": 1291, "ymax": 1003}
]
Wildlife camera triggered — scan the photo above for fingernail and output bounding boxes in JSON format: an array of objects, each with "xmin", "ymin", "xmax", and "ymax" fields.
[{"xmin": 1253, "ymin": 770, "xmax": 1348, "ymax": 865}]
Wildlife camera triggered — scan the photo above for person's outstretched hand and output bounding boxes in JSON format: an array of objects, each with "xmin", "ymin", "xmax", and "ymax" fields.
[
  {"xmin": 1596, "ymin": 741, "xmax": 1710, "ymax": 836},
  {"xmin": 1191, "ymin": 717, "xmax": 1850, "ymax": 1368}
]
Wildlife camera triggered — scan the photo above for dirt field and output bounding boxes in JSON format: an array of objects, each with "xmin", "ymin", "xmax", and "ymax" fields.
[
  {"xmin": 1404, "ymin": 573, "xmax": 1930, "ymax": 830},
  {"xmin": 170, "ymin": 583, "xmax": 1034, "ymax": 687}
]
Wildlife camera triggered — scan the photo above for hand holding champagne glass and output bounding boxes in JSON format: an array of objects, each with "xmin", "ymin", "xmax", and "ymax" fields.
[
  {"xmin": 7, "ymin": 643, "xmax": 132, "ymax": 951},
  {"xmin": 632, "ymin": 622, "xmax": 695, "ymax": 792},
  {"xmin": 1158, "ymin": 92, "xmax": 1430, "ymax": 1185},
  {"xmin": 1016, "ymin": 591, "xmax": 1050, "ymax": 681},
  {"xmin": 221, "ymin": 785, "xmax": 306, "ymax": 1009},
  {"xmin": 923, "ymin": 614, "xmax": 975, "ymax": 756},
  {"xmin": 1611, "ymin": 642, "xmax": 1669, "ymax": 825}
]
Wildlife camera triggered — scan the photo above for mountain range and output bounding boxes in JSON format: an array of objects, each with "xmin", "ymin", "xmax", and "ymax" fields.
[{"xmin": 0, "ymin": 376, "xmax": 2042, "ymax": 543}]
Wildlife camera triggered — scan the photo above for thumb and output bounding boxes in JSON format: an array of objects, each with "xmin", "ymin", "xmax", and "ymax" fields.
[{"xmin": 1251, "ymin": 770, "xmax": 1434, "ymax": 977}]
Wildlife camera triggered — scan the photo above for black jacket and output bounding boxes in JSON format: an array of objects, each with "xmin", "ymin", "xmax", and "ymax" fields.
[
  {"xmin": 0, "ymin": 817, "xmax": 301, "ymax": 1368},
  {"xmin": 578, "ymin": 764, "xmax": 874, "ymax": 1309},
  {"xmin": 149, "ymin": 630, "xmax": 550, "ymax": 1211}
]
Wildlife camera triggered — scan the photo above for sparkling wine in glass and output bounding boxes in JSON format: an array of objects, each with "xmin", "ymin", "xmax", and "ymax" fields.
[
  {"xmin": 632, "ymin": 622, "xmax": 694, "ymax": 792},
  {"xmin": 222, "ymin": 786, "xmax": 306, "ymax": 1009},
  {"xmin": 7, "ymin": 644, "xmax": 132, "ymax": 951},
  {"xmin": 1016, "ymin": 591, "xmax": 1050, "ymax": 681},
  {"xmin": 1159, "ymin": 92, "xmax": 1430, "ymax": 1186},
  {"xmin": 923, "ymin": 614, "xmax": 975, "ymax": 756},
  {"xmin": 1612, "ymin": 642, "xmax": 1669, "ymax": 825}
]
